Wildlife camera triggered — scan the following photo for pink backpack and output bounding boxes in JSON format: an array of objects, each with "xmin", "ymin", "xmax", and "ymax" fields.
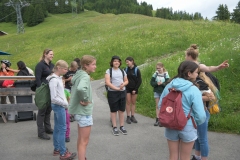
[{"xmin": 159, "ymin": 88, "xmax": 196, "ymax": 130}]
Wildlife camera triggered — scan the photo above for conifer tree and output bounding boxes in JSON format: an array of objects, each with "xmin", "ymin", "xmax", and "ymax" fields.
[{"xmin": 232, "ymin": 1, "xmax": 240, "ymax": 23}]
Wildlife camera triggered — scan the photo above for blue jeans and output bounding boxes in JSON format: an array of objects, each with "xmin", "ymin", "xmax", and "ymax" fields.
[
  {"xmin": 194, "ymin": 110, "xmax": 210, "ymax": 157},
  {"xmin": 51, "ymin": 104, "xmax": 67, "ymax": 155}
]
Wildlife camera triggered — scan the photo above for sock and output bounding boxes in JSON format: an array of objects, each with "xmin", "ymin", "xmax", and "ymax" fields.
[
  {"xmin": 156, "ymin": 118, "xmax": 158, "ymax": 121},
  {"xmin": 120, "ymin": 126, "xmax": 123, "ymax": 129},
  {"xmin": 131, "ymin": 115, "xmax": 134, "ymax": 117},
  {"xmin": 194, "ymin": 155, "xmax": 201, "ymax": 160}
]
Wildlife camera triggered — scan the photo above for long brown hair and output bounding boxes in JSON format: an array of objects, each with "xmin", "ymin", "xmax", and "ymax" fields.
[
  {"xmin": 40, "ymin": 49, "xmax": 52, "ymax": 61},
  {"xmin": 198, "ymin": 72, "xmax": 218, "ymax": 97}
]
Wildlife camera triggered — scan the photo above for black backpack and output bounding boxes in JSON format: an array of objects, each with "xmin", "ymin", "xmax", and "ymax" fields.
[{"xmin": 205, "ymin": 72, "xmax": 220, "ymax": 91}]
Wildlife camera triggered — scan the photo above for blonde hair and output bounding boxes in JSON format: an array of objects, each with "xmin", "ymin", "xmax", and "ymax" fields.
[
  {"xmin": 198, "ymin": 72, "xmax": 218, "ymax": 96},
  {"xmin": 80, "ymin": 55, "xmax": 96, "ymax": 71},
  {"xmin": 40, "ymin": 49, "xmax": 52, "ymax": 61},
  {"xmin": 53, "ymin": 60, "xmax": 68, "ymax": 72},
  {"xmin": 186, "ymin": 44, "xmax": 199, "ymax": 61},
  {"xmin": 156, "ymin": 62, "xmax": 167, "ymax": 72}
]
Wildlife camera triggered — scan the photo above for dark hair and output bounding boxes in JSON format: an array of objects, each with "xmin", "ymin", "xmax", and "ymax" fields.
[
  {"xmin": 125, "ymin": 56, "xmax": 136, "ymax": 66},
  {"xmin": 74, "ymin": 58, "xmax": 81, "ymax": 68},
  {"xmin": 110, "ymin": 56, "xmax": 122, "ymax": 67},
  {"xmin": 169, "ymin": 61, "xmax": 199, "ymax": 83},
  {"xmin": 17, "ymin": 61, "xmax": 26, "ymax": 70}
]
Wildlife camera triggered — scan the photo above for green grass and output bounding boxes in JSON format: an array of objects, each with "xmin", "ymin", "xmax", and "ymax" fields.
[{"xmin": 0, "ymin": 11, "xmax": 240, "ymax": 134}]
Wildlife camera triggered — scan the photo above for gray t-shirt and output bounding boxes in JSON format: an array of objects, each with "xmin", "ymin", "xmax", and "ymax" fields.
[{"xmin": 106, "ymin": 68, "xmax": 127, "ymax": 91}]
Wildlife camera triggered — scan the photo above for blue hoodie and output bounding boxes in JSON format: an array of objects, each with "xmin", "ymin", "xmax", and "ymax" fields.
[{"xmin": 158, "ymin": 78, "xmax": 206, "ymax": 126}]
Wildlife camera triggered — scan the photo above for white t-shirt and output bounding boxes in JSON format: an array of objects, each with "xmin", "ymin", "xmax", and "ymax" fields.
[
  {"xmin": 153, "ymin": 71, "xmax": 170, "ymax": 83},
  {"xmin": 106, "ymin": 68, "xmax": 126, "ymax": 91}
]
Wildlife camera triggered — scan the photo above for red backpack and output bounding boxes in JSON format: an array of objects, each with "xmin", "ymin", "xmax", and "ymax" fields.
[{"xmin": 159, "ymin": 88, "xmax": 196, "ymax": 130}]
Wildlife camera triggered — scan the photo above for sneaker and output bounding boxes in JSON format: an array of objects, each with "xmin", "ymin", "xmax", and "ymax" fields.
[
  {"xmin": 112, "ymin": 127, "xmax": 119, "ymax": 136},
  {"xmin": 65, "ymin": 137, "xmax": 70, "ymax": 142},
  {"xmin": 154, "ymin": 121, "xmax": 159, "ymax": 126},
  {"xmin": 53, "ymin": 148, "xmax": 68, "ymax": 156},
  {"xmin": 159, "ymin": 122, "xmax": 163, "ymax": 127},
  {"xmin": 119, "ymin": 126, "xmax": 127, "ymax": 135},
  {"xmin": 45, "ymin": 129, "xmax": 53, "ymax": 134},
  {"xmin": 191, "ymin": 155, "xmax": 198, "ymax": 160},
  {"xmin": 126, "ymin": 116, "xmax": 131, "ymax": 124},
  {"xmin": 53, "ymin": 150, "xmax": 60, "ymax": 156},
  {"xmin": 154, "ymin": 118, "xmax": 159, "ymax": 126},
  {"xmin": 60, "ymin": 151, "xmax": 76, "ymax": 160},
  {"xmin": 70, "ymin": 115, "xmax": 75, "ymax": 122},
  {"xmin": 38, "ymin": 133, "xmax": 50, "ymax": 140},
  {"xmin": 130, "ymin": 116, "xmax": 138, "ymax": 123}
]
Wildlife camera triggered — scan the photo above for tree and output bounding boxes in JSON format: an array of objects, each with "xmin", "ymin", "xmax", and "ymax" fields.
[
  {"xmin": 34, "ymin": 4, "xmax": 45, "ymax": 24},
  {"xmin": 27, "ymin": 5, "xmax": 37, "ymax": 27},
  {"xmin": 232, "ymin": 1, "xmax": 240, "ymax": 23},
  {"xmin": 215, "ymin": 4, "xmax": 230, "ymax": 20}
]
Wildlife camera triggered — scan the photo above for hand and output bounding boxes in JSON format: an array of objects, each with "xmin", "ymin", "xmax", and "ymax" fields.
[
  {"xmin": 119, "ymin": 83, "xmax": 125, "ymax": 90},
  {"xmin": 157, "ymin": 81, "xmax": 162, "ymax": 85},
  {"xmin": 132, "ymin": 90, "xmax": 136, "ymax": 95},
  {"xmin": 218, "ymin": 60, "xmax": 229, "ymax": 70},
  {"xmin": 206, "ymin": 92, "xmax": 215, "ymax": 101},
  {"xmin": 80, "ymin": 101, "xmax": 90, "ymax": 106}
]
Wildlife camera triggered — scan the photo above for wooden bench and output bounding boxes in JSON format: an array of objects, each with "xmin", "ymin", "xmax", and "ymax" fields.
[{"xmin": 0, "ymin": 76, "xmax": 37, "ymax": 123}]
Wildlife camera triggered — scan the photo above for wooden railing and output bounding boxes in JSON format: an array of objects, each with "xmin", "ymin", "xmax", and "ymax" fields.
[{"xmin": 0, "ymin": 76, "xmax": 37, "ymax": 123}]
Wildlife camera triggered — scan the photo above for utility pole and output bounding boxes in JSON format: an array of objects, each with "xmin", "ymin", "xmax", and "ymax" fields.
[{"xmin": 5, "ymin": 0, "xmax": 30, "ymax": 34}]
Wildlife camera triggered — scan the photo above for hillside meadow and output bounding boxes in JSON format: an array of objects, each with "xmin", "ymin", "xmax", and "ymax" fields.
[{"xmin": 0, "ymin": 11, "xmax": 239, "ymax": 134}]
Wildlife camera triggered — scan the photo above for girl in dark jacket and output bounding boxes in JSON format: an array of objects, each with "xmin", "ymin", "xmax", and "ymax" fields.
[
  {"xmin": 125, "ymin": 57, "xmax": 142, "ymax": 124},
  {"xmin": 150, "ymin": 62, "xmax": 170, "ymax": 126}
]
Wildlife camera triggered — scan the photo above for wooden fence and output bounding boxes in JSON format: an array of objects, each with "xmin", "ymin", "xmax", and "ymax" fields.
[{"xmin": 0, "ymin": 76, "xmax": 37, "ymax": 123}]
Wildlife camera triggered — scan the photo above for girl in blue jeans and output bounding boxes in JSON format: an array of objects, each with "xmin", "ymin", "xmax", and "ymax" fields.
[
  {"xmin": 47, "ymin": 60, "xmax": 76, "ymax": 160},
  {"xmin": 192, "ymin": 72, "xmax": 220, "ymax": 160}
]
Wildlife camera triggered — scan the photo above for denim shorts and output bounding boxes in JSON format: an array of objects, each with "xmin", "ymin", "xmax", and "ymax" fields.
[
  {"xmin": 165, "ymin": 125, "xmax": 197, "ymax": 143},
  {"xmin": 74, "ymin": 115, "xmax": 93, "ymax": 128},
  {"xmin": 154, "ymin": 92, "xmax": 162, "ymax": 99}
]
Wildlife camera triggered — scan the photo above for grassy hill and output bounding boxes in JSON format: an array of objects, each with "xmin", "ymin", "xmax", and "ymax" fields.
[{"xmin": 0, "ymin": 11, "xmax": 239, "ymax": 134}]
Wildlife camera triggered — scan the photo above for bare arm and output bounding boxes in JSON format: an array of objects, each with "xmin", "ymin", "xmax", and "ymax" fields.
[{"xmin": 199, "ymin": 60, "xmax": 229, "ymax": 72}]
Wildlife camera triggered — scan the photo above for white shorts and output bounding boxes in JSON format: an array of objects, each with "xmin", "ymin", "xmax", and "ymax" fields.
[{"xmin": 74, "ymin": 115, "xmax": 93, "ymax": 127}]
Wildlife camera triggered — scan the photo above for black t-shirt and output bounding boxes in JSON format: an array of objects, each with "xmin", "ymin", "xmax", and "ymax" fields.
[{"xmin": 63, "ymin": 70, "xmax": 77, "ymax": 90}]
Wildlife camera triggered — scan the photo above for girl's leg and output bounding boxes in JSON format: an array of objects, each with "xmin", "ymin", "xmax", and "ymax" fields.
[
  {"xmin": 167, "ymin": 139, "xmax": 180, "ymax": 160},
  {"xmin": 194, "ymin": 111, "xmax": 210, "ymax": 160},
  {"xmin": 51, "ymin": 104, "xmax": 66, "ymax": 155},
  {"xmin": 119, "ymin": 111, "xmax": 125, "ymax": 127},
  {"xmin": 77, "ymin": 126, "xmax": 91, "ymax": 160},
  {"xmin": 126, "ymin": 93, "xmax": 132, "ymax": 116},
  {"xmin": 65, "ymin": 109, "xmax": 70, "ymax": 140},
  {"xmin": 130, "ymin": 94, "xmax": 137, "ymax": 116},
  {"xmin": 111, "ymin": 112, "xmax": 117, "ymax": 127},
  {"xmin": 155, "ymin": 98, "xmax": 160, "ymax": 118},
  {"xmin": 180, "ymin": 140, "xmax": 195, "ymax": 160}
]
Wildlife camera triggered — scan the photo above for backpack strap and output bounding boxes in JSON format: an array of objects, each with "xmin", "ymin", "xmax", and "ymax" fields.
[
  {"xmin": 125, "ymin": 66, "xmax": 138, "ymax": 77},
  {"xmin": 120, "ymin": 68, "xmax": 124, "ymax": 80},
  {"xmin": 134, "ymin": 67, "xmax": 138, "ymax": 77},
  {"xmin": 109, "ymin": 68, "xmax": 124, "ymax": 83},
  {"xmin": 186, "ymin": 105, "xmax": 197, "ymax": 129}
]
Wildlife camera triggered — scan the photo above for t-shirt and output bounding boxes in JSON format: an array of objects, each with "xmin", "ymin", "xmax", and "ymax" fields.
[
  {"xmin": 63, "ymin": 70, "xmax": 77, "ymax": 90},
  {"xmin": 154, "ymin": 71, "xmax": 170, "ymax": 83},
  {"xmin": 106, "ymin": 68, "xmax": 126, "ymax": 91},
  {"xmin": 64, "ymin": 89, "xmax": 71, "ymax": 101}
]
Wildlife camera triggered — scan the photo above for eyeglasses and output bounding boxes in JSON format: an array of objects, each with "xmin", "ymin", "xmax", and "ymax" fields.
[{"xmin": 156, "ymin": 68, "xmax": 161, "ymax": 69}]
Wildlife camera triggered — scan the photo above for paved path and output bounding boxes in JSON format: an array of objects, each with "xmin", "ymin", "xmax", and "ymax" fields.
[{"xmin": 0, "ymin": 79, "xmax": 239, "ymax": 160}]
